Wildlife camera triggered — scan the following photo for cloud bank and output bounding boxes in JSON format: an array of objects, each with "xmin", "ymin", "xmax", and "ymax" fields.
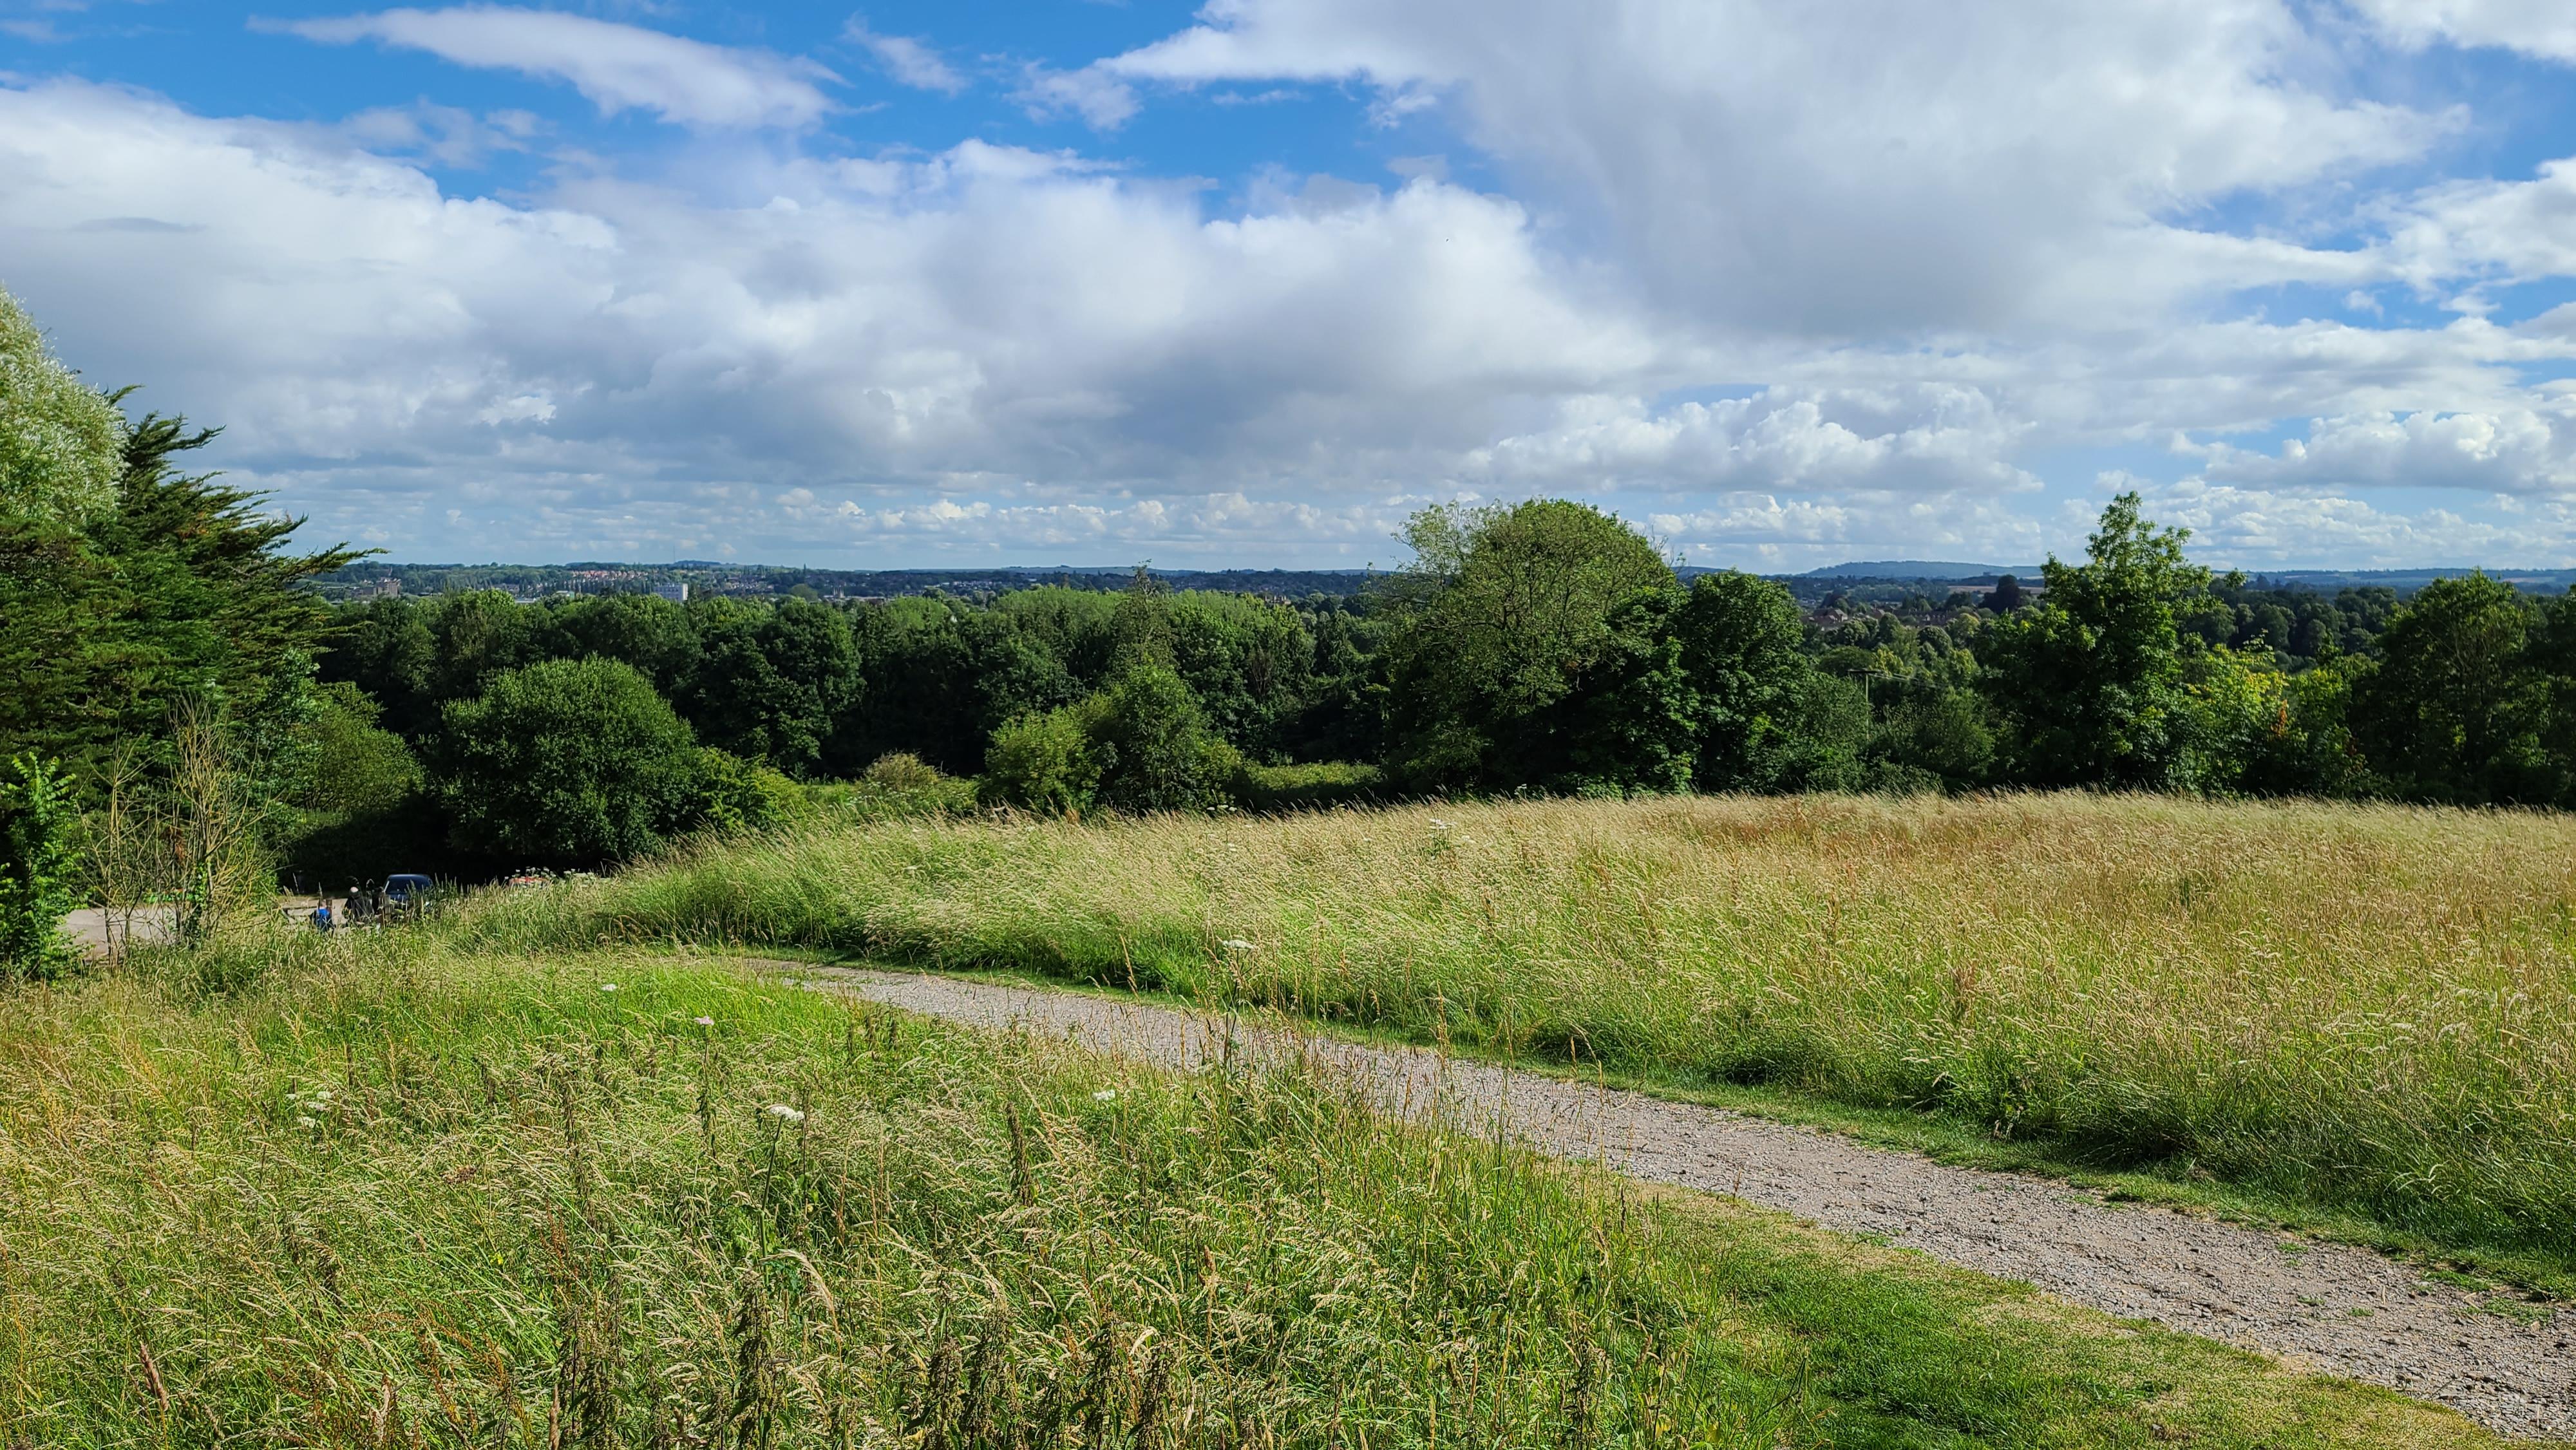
[{"xmin": 7, "ymin": 1, "xmax": 2576, "ymax": 565}]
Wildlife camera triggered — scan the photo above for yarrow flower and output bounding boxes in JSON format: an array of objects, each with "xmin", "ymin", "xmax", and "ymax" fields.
[
  {"xmin": 296, "ymin": 1115, "xmax": 317, "ymax": 1129},
  {"xmin": 765, "ymin": 1104, "xmax": 806, "ymax": 1124},
  {"xmin": 1093, "ymin": 1089, "xmax": 1117, "ymax": 1102},
  {"xmin": 599, "ymin": 983, "xmax": 620, "ymax": 993},
  {"xmin": 694, "ymin": 1016, "xmax": 715, "ymax": 1027},
  {"xmin": 1220, "ymin": 938, "xmax": 1255, "ymax": 952}
]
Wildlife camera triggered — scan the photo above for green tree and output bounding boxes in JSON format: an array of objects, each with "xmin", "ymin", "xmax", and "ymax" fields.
[
  {"xmin": 1093, "ymin": 666, "xmax": 1240, "ymax": 813},
  {"xmin": 0, "ymin": 404, "xmax": 359, "ymax": 791},
  {"xmin": 1381, "ymin": 500, "xmax": 1677, "ymax": 790},
  {"xmin": 296, "ymin": 682, "xmax": 423, "ymax": 814},
  {"xmin": 1981, "ymin": 494, "xmax": 2224, "ymax": 790},
  {"xmin": 554, "ymin": 592, "xmax": 702, "ymax": 697},
  {"xmin": 0, "ymin": 755, "xmax": 80, "ymax": 981},
  {"xmin": 2349, "ymin": 573, "xmax": 2550, "ymax": 803},
  {"xmin": 0, "ymin": 287, "xmax": 124, "ymax": 525},
  {"xmin": 1669, "ymin": 572, "xmax": 1813, "ymax": 789},
  {"xmin": 435, "ymin": 658, "xmax": 703, "ymax": 868},
  {"xmin": 682, "ymin": 599, "xmax": 861, "ymax": 777},
  {"xmin": 980, "ymin": 705, "xmax": 1108, "ymax": 816}
]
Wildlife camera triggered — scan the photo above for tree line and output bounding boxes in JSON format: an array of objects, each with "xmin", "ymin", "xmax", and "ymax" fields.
[{"xmin": 11, "ymin": 276, "xmax": 2576, "ymax": 975}]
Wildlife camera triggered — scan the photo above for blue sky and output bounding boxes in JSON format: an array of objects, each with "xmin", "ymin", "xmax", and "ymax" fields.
[{"xmin": 8, "ymin": 1, "xmax": 2576, "ymax": 569}]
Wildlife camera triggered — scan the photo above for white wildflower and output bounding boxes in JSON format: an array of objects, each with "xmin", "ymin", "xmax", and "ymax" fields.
[
  {"xmin": 296, "ymin": 1115, "xmax": 317, "ymax": 1129},
  {"xmin": 1428, "ymin": 819, "xmax": 1452, "ymax": 830},
  {"xmin": 599, "ymin": 983, "xmax": 620, "ymax": 993},
  {"xmin": 1092, "ymin": 1089, "xmax": 1117, "ymax": 1102},
  {"xmin": 1220, "ymin": 938, "xmax": 1256, "ymax": 952},
  {"xmin": 765, "ymin": 1104, "xmax": 806, "ymax": 1124},
  {"xmin": 694, "ymin": 1016, "xmax": 715, "ymax": 1027}
]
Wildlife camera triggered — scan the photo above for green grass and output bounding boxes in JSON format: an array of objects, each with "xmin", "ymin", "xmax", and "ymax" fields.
[
  {"xmin": 452, "ymin": 793, "xmax": 2576, "ymax": 1287},
  {"xmin": 0, "ymin": 937, "xmax": 2543, "ymax": 1447}
]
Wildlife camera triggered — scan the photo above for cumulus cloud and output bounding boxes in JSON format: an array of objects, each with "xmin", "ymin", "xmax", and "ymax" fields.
[
  {"xmin": 2201, "ymin": 401, "xmax": 2576, "ymax": 493},
  {"xmin": 15, "ymin": 0, "xmax": 2576, "ymax": 565},
  {"xmin": 0, "ymin": 80, "xmax": 1654, "ymax": 559},
  {"xmin": 2136, "ymin": 477, "xmax": 2570, "ymax": 565},
  {"xmin": 2353, "ymin": 0, "xmax": 2576, "ymax": 62},
  {"xmin": 1014, "ymin": 64, "xmax": 1139, "ymax": 129},
  {"xmin": 2383, "ymin": 158, "xmax": 2576, "ymax": 289},
  {"xmin": 1465, "ymin": 386, "xmax": 2040, "ymax": 495},
  {"xmin": 282, "ymin": 7, "xmax": 837, "ymax": 129},
  {"xmin": 1108, "ymin": 0, "xmax": 2438, "ymax": 335},
  {"xmin": 844, "ymin": 17, "xmax": 967, "ymax": 95}
]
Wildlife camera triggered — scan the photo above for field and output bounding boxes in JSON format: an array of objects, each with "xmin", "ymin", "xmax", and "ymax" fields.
[
  {"xmin": 460, "ymin": 793, "xmax": 2576, "ymax": 1284},
  {"xmin": 0, "ymin": 935, "xmax": 2517, "ymax": 1447}
]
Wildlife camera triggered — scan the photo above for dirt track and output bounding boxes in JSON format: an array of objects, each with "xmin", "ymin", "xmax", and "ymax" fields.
[{"xmin": 801, "ymin": 965, "xmax": 2575, "ymax": 1440}]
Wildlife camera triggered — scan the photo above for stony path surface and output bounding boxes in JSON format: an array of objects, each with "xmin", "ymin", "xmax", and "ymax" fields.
[{"xmin": 799, "ymin": 965, "xmax": 2575, "ymax": 1440}]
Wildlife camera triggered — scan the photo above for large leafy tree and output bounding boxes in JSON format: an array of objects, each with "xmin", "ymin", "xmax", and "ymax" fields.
[
  {"xmin": 1981, "ymin": 494, "xmax": 2228, "ymax": 790},
  {"xmin": 436, "ymin": 657, "xmax": 703, "ymax": 868},
  {"xmin": 1381, "ymin": 500, "xmax": 1681, "ymax": 791},
  {"xmin": 2349, "ymin": 573, "xmax": 2552, "ymax": 804},
  {"xmin": 681, "ymin": 598, "xmax": 861, "ymax": 777},
  {"xmin": 1669, "ymin": 572, "xmax": 1814, "ymax": 790},
  {"xmin": 0, "ymin": 287, "xmax": 124, "ymax": 525}
]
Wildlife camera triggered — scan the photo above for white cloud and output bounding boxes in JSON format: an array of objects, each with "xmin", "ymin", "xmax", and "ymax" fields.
[
  {"xmin": 1014, "ymin": 64, "xmax": 1139, "ymax": 130},
  {"xmin": 16, "ymin": 0, "xmax": 2576, "ymax": 566},
  {"xmin": 0, "ymin": 80, "xmax": 1650, "ymax": 560},
  {"xmin": 283, "ymin": 7, "xmax": 837, "ymax": 129},
  {"xmin": 2353, "ymin": 0, "xmax": 2576, "ymax": 62},
  {"xmin": 2201, "ymin": 402, "xmax": 2576, "ymax": 493},
  {"xmin": 2382, "ymin": 158, "xmax": 2576, "ymax": 290},
  {"xmin": 2135, "ymin": 477, "xmax": 2571, "ymax": 565},
  {"xmin": 1106, "ymin": 0, "xmax": 2439, "ymax": 335},
  {"xmin": 844, "ymin": 17, "xmax": 966, "ymax": 95},
  {"xmin": 1465, "ymin": 386, "xmax": 2040, "ymax": 495}
]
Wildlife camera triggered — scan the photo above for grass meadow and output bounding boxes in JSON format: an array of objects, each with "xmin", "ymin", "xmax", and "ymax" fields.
[
  {"xmin": 0, "ymin": 934, "xmax": 2523, "ymax": 1447},
  {"xmin": 457, "ymin": 793, "xmax": 2576, "ymax": 1285}
]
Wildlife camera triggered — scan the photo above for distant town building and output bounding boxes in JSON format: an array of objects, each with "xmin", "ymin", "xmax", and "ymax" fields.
[
  {"xmin": 370, "ymin": 578, "xmax": 402, "ymax": 599},
  {"xmin": 654, "ymin": 581, "xmax": 689, "ymax": 603}
]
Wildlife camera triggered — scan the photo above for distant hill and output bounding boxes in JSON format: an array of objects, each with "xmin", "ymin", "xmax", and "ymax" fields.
[
  {"xmin": 1803, "ymin": 561, "xmax": 2038, "ymax": 581},
  {"xmin": 2242, "ymin": 568, "xmax": 2576, "ymax": 595}
]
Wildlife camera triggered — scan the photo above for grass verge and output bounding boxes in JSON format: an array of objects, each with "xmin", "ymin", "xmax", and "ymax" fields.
[
  {"xmin": 453, "ymin": 792, "xmax": 2576, "ymax": 1286},
  {"xmin": 0, "ymin": 935, "xmax": 2537, "ymax": 1447}
]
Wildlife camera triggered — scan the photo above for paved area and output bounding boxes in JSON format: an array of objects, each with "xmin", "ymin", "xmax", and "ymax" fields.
[{"xmin": 802, "ymin": 965, "xmax": 2575, "ymax": 1440}]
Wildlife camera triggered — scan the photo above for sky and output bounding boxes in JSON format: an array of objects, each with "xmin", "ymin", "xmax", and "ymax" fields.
[{"xmin": 8, "ymin": 3, "xmax": 2576, "ymax": 569}]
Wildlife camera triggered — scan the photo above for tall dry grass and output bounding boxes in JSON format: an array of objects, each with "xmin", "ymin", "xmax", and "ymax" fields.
[
  {"xmin": 463, "ymin": 793, "xmax": 2576, "ymax": 1265},
  {"xmin": 0, "ymin": 937, "xmax": 2510, "ymax": 1446}
]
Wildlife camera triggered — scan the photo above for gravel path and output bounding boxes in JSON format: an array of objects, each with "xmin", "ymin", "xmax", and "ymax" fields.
[{"xmin": 800, "ymin": 965, "xmax": 2575, "ymax": 1440}]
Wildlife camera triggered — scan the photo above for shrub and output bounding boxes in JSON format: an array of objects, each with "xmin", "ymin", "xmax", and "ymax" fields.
[
  {"xmin": 980, "ymin": 704, "xmax": 1106, "ymax": 814},
  {"xmin": 689, "ymin": 748, "xmax": 802, "ymax": 835},
  {"xmin": 0, "ymin": 755, "xmax": 80, "ymax": 981},
  {"xmin": 1094, "ymin": 666, "xmax": 1238, "ymax": 813},
  {"xmin": 861, "ymin": 751, "xmax": 945, "ymax": 793},
  {"xmin": 435, "ymin": 657, "xmax": 701, "ymax": 869}
]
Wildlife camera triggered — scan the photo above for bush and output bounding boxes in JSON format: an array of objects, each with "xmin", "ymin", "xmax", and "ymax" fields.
[
  {"xmin": 860, "ymin": 751, "xmax": 945, "ymax": 793},
  {"xmin": 980, "ymin": 704, "xmax": 1106, "ymax": 814},
  {"xmin": 980, "ymin": 669, "xmax": 1241, "ymax": 816},
  {"xmin": 689, "ymin": 747, "xmax": 803, "ymax": 835},
  {"xmin": 435, "ymin": 657, "xmax": 702, "ymax": 869},
  {"xmin": 0, "ymin": 755, "xmax": 79, "ymax": 981},
  {"xmin": 1094, "ymin": 666, "xmax": 1238, "ymax": 813}
]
